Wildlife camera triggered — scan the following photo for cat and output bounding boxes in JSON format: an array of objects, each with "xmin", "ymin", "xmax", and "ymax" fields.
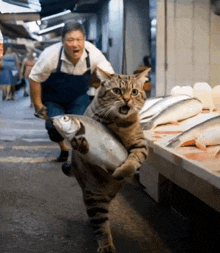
[
  {"xmin": 68, "ymin": 67, "xmax": 151, "ymax": 253},
  {"xmin": 84, "ymin": 67, "xmax": 150, "ymax": 179}
]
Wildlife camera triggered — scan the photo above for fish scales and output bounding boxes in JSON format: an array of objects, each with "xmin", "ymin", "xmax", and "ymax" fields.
[
  {"xmin": 141, "ymin": 98, "xmax": 203, "ymax": 130},
  {"xmin": 52, "ymin": 115, "xmax": 128, "ymax": 172},
  {"xmin": 167, "ymin": 114, "xmax": 220, "ymax": 149}
]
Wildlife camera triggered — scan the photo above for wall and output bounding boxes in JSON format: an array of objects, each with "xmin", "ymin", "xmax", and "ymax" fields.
[
  {"xmin": 87, "ymin": 15, "xmax": 97, "ymax": 42},
  {"xmin": 100, "ymin": 0, "xmax": 110, "ymax": 55},
  {"xmin": 108, "ymin": 0, "xmax": 124, "ymax": 73},
  {"xmin": 96, "ymin": 0, "xmax": 151, "ymax": 74},
  {"xmin": 95, "ymin": 0, "xmax": 123, "ymax": 73},
  {"xmin": 156, "ymin": 0, "xmax": 220, "ymax": 96},
  {"xmin": 124, "ymin": 0, "xmax": 151, "ymax": 74}
]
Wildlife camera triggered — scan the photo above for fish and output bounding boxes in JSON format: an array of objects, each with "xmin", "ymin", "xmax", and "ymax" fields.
[
  {"xmin": 141, "ymin": 98, "xmax": 203, "ymax": 130},
  {"xmin": 167, "ymin": 114, "xmax": 220, "ymax": 150},
  {"xmin": 139, "ymin": 94, "xmax": 190, "ymax": 120},
  {"xmin": 216, "ymin": 150, "xmax": 220, "ymax": 158},
  {"xmin": 139, "ymin": 97, "xmax": 163, "ymax": 114},
  {"xmin": 52, "ymin": 115, "xmax": 128, "ymax": 172}
]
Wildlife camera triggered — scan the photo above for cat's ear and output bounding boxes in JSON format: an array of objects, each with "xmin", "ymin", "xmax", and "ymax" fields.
[
  {"xmin": 136, "ymin": 68, "xmax": 151, "ymax": 85},
  {"xmin": 96, "ymin": 67, "xmax": 113, "ymax": 83}
]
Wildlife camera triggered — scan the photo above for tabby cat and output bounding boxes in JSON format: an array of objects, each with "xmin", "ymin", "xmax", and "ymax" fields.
[{"xmin": 69, "ymin": 67, "xmax": 151, "ymax": 253}]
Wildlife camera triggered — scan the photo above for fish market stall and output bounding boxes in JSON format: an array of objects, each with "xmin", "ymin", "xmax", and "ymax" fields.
[{"xmin": 140, "ymin": 111, "xmax": 220, "ymax": 213}]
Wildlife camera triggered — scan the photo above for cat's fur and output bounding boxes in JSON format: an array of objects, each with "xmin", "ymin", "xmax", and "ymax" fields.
[{"xmin": 69, "ymin": 67, "xmax": 151, "ymax": 253}]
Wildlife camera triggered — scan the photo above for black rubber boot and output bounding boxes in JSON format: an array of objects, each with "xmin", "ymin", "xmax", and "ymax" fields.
[
  {"xmin": 62, "ymin": 163, "xmax": 72, "ymax": 176},
  {"xmin": 56, "ymin": 151, "xmax": 69, "ymax": 162}
]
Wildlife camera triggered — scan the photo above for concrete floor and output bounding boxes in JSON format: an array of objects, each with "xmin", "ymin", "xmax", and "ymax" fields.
[{"xmin": 0, "ymin": 88, "xmax": 219, "ymax": 253}]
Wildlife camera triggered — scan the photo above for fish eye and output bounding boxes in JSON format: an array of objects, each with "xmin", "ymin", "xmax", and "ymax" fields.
[
  {"xmin": 131, "ymin": 89, "xmax": 138, "ymax": 96},
  {"xmin": 113, "ymin": 88, "xmax": 122, "ymax": 95},
  {"xmin": 63, "ymin": 116, "xmax": 69, "ymax": 122}
]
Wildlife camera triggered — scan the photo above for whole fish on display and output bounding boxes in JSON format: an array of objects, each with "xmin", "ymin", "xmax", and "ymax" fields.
[
  {"xmin": 52, "ymin": 115, "xmax": 128, "ymax": 172},
  {"xmin": 139, "ymin": 97, "xmax": 163, "ymax": 115},
  {"xmin": 139, "ymin": 94, "xmax": 190, "ymax": 120},
  {"xmin": 167, "ymin": 114, "xmax": 220, "ymax": 150},
  {"xmin": 141, "ymin": 98, "xmax": 203, "ymax": 130}
]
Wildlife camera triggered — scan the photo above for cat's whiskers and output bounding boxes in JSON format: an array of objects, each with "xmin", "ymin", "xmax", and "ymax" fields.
[
  {"xmin": 102, "ymin": 106, "xmax": 113, "ymax": 119},
  {"xmin": 91, "ymin": 108, "xmax": 106, "ymax": 119},
  {"xmin": 92, "ymin": 106, "xmax": 111, "ymax": 119}
]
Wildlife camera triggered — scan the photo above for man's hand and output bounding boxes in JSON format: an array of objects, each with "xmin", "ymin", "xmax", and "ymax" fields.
[{"xmin": 35, "ymin": 105, "xmax": 48, "ymax": 119}]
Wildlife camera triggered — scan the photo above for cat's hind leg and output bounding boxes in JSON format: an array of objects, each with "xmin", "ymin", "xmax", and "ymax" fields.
[
  {"xmin": 83, "ymin": 180, "xmax": 122, "ymax": 253},
  {"xmin": 84, "ymin": 193, "xmax": 116, "ymax": 253}
]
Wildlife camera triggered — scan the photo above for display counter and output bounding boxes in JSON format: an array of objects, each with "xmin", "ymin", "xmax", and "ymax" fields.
[{"xmin": 140, "ymin": 111, "xmax": 220, "ymax": 212}]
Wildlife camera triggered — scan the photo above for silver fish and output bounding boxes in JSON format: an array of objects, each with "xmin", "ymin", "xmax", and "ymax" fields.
[
  {"xmin": 141, "ymin": 98, "xmax": 203, "ymax": 130},
  {"xmin": 167, "ymin": 114, "xmax": 220, "ymax": 150},
  {"xmin": 139, "ymin": 95, "xmax": 190, "ymax": 120},
  {"xmin": 52, "ymin": 115, "xmax": 128, "ymax": 172},
  {"xmin": 139, "ymin": 97, "xmax": 163, "ymax": 114}
]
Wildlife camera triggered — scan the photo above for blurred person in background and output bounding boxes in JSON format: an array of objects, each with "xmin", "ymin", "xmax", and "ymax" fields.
[
  {"xmin": 0, "ymin": 32, "xmax": 11, "ymax": 100},
  {"xmin": 30, "ymin": 21, "xmax": 114, "ymax": 162},
  {"xmin": 2, "ymin": 47, "xmax": 20, "ymax": 100},
  {"xmin": 20, "ymin": 50, "xmax": 36, "ymax": 106}
]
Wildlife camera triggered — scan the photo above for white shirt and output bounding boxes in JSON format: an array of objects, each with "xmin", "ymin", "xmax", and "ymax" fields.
[{"xmin": 29, "ymin": 41, "xmax": 114, "ymax": 95}]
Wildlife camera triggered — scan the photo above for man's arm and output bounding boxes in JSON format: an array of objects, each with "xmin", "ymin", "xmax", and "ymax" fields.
[
  {"xmin": 30, "ymin": 79, "xmax": 42, "ymax": 109},
  {"xmin": 30, "ymin": 79, "xmax": 47, "ymax": 119}
]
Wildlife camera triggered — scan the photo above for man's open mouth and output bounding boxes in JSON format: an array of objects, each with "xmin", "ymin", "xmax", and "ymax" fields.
[
  {"xmin": 119, "ymin": 105, "xmax": 130, "ymax": 115},
  {"xmin": 73, "ymin": 49, "xmax": 80, "ymax": 53}
]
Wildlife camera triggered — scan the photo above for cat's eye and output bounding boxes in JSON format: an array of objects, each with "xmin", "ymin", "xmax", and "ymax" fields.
[
  {"xmin": 63, "ymin": 116, "xmax": 69, "ymax": 121},
  {"xmin": 112, "ymin": 88, "xmax": 122, "ymax": 95},
  {"xmin": 131, "ymin": 89, "xmax": 138, "ymax": 96}
]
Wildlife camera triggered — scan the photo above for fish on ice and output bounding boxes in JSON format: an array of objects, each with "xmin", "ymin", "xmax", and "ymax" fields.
[
  {"xmin": 139, "ymin": 95, "xmax": 190, "ymax": 120},
  {"xmin": 141, "ymin": 98, "xmax": 203, "ymax": 130},
  {"xmin": 52, "ymin": 115, "xmax": 128, "ymax": 172},
  {"xmin": 166, "ymin": 114, "xmax": 220, "ymax": 150}
]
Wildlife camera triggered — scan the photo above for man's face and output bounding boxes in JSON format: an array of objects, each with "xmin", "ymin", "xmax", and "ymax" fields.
[{"xmin": 62, "ymin": 30, "xmax": 85, "ymax": 63}]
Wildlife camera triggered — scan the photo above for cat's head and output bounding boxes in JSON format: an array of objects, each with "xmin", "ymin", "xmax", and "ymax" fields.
[{"xmin": 95, "ymin": 67, "xmax": 151, "ymax": 121}]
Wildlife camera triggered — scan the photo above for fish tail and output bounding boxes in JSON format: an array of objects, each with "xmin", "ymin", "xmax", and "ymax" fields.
[
  {"xmin": 140, "ymin": 120, "xmax": 154, "ymax": 130},
  {"xmin": 166, "ymin": 138, "xmax": 180, "ymax": 148}
]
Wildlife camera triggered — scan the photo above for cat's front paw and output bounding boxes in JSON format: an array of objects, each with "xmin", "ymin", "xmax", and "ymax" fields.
[
  {"xmin": 112, "ymin": 164, "xmax": 135, "ymax": 180},
  {"xmin": 70, "ymin": 136, "xmax": 89, "ymax": 154},
  {"xmin": 98, "ymin": 244, "xmax": 116, "ymax": 253}
]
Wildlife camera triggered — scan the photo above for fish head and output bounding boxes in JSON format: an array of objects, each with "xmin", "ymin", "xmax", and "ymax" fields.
[{"xmin": 52, "ymin": 115, "xmax": 81, "ymax": 142}]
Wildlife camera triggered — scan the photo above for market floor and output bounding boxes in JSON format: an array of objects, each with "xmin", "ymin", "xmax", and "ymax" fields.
[
  {"xmin": 0, "ymin": 157, "xmax": 191, "ymax": 253},
  {"xmin": 0, "ymin": 88, "xmax": 220, "ymax": 253}
]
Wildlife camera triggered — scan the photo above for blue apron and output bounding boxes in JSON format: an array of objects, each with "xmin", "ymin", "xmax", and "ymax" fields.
[
  {"xmin": 43, "ymin": 46, "xmax": 91, "ymax": 142},
  {"xmin": 42, "ymin": 46, "xmax": 91, "ymax": 104}
]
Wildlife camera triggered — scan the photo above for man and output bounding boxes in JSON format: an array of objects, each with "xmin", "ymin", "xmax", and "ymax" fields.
[{"xmin": 30, "ymin": 21, "xmax": 114, "ymax": 162}]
